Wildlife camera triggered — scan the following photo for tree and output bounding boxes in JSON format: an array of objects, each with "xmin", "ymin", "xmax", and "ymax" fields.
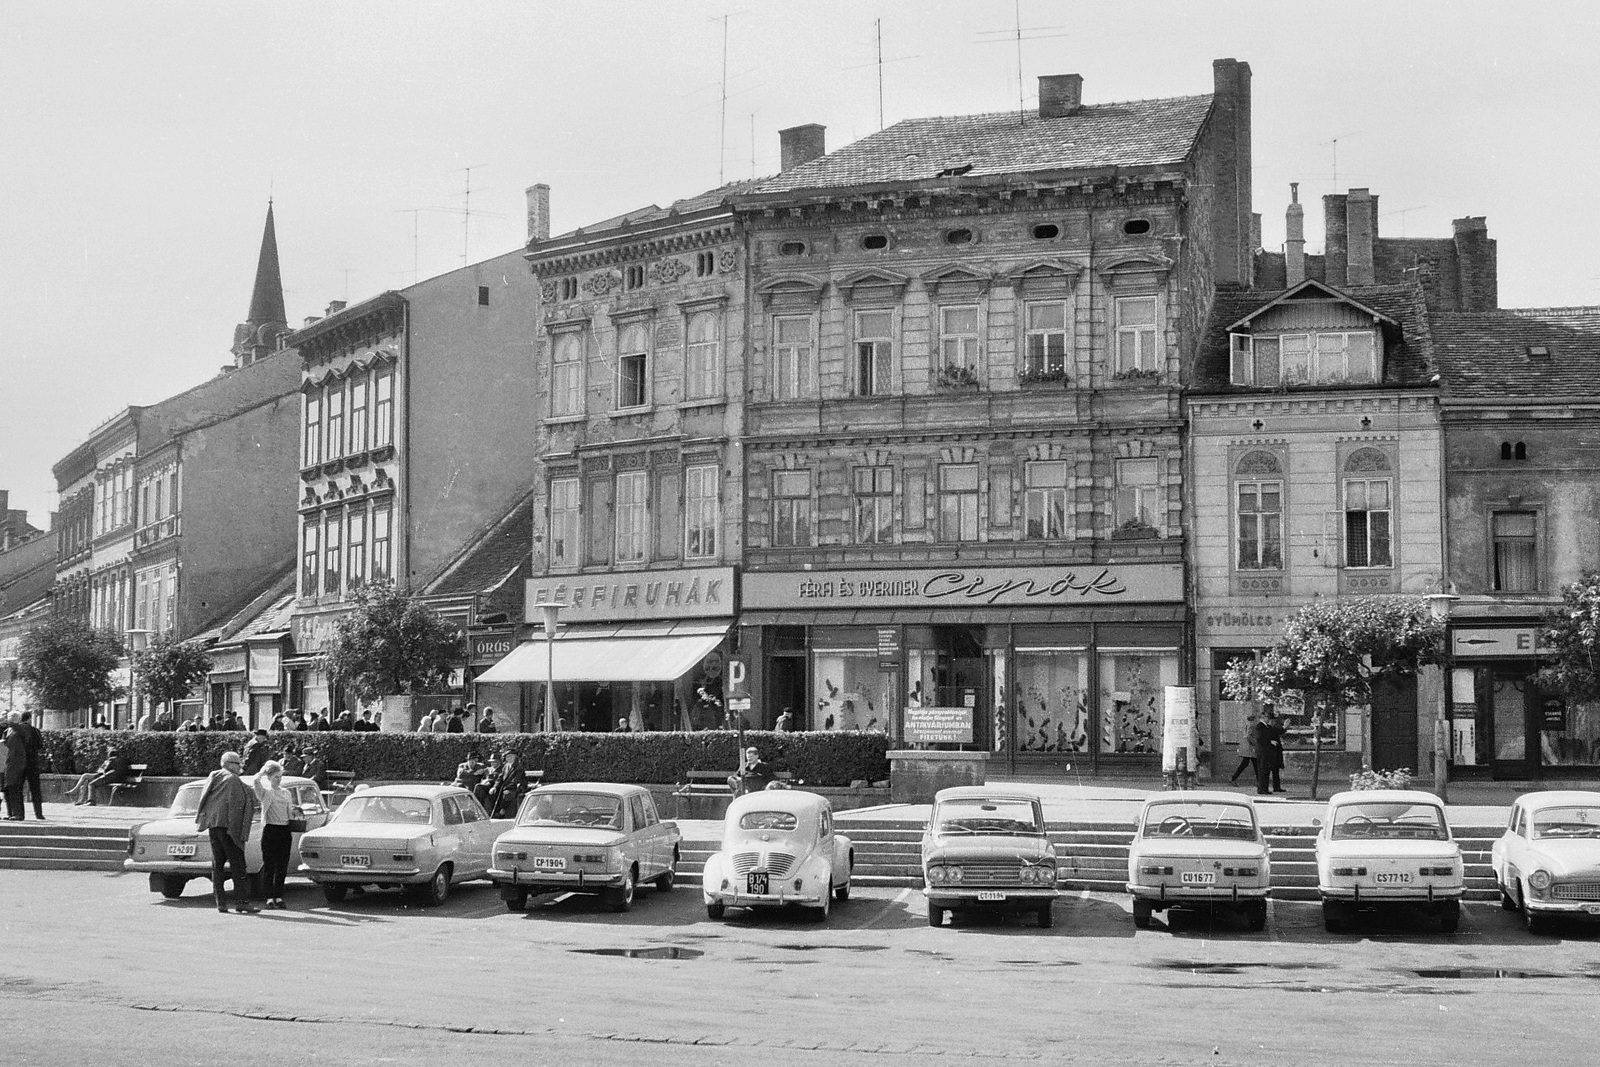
[
  {"xmin": 321, "ymin": 585, "xmax": 465, "ymax": 704},
  {"xmin": 1536, "ymin": 571, "xmax": 1600, "ymax": 704},
  {"xmin": 1222, "ymin": 595, "xmax": 1444, "ymax": 800},
  {"xmin": 16, "ymin": 617, "xmax": 126, "ymax": 717},
  {"xmin": 133, "ymin": 636, "xmax": 214, "ymax": 714}
]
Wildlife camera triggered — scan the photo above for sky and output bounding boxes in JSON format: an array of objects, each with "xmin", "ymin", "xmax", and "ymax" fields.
[{"xmin": 3, "ymin": 0, "xmax": 1598, "ymax": 525}]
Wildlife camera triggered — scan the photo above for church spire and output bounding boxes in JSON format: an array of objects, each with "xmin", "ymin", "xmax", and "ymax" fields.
[{"xmin": 232, "ymin": 201, "xmax": 288, "ymax": 367}]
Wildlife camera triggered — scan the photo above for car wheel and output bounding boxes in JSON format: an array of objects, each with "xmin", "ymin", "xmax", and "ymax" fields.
[
  {"xmin": 1036, "ymin": 904, "xmax": 1055, "ymax": 929},
  {"xmin": 606, "ymin": 867, "xmax": 636, "ymax": 913},
  {"xmin": 1523, "ymin": 888, "xmax": 1550, "ymax": 936},
  {"xmin": 1500, "ymin": 879, "xmax": 1518, "ymax": 911},
  {"xmin": 1322, "ymin": 900, "xmax": 1348, "ymax": 934},
  {"xmin": 322, "ymin": 883, "xmax": 348, "ymax": 905},
  {"xmin": 926, "ymin": 901, "xmax": 944, "ymax": 927},
  {"xmin": 159, "ymin": 875, "xmax": 187, "ymax": 899},
  {"xmin": 504, "ymin": 888, "xmax": 529, "ymax": 912},
  {"xmin": 811, "ymin": 883, "xmax": 831, "ymax": 922},
  {"xmin": 655, "ymin": 866, "xmax": 676, "ymax": 892},
  {"xmin": 1438, "ymin": 899, "xmax": 1461, "ymax": 934},
  {"xmin": 422, "ymin": 865, "xmax": 451, "ymax": 908},
  {"xmin": 1246, "ymin": 903, "xmax": 1268, "ymax": 932},
  {"xmin": 1132, "ymin": 899, "xmax": 1153, "ymax": 929},
  {"xmin": 833, "ymin": 879, "xmax": 850, "ymax": 903},
  {"xmin": 706, "ymin": 900, "xmax": 726, "ymax": 920}
]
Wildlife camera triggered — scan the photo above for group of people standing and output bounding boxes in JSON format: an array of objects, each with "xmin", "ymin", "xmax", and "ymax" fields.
[
  {"xmin": 418, "ymin": 704, "xmax": 497, "ymax": 734},
  {"xmin": 1, "ymin": 711, "xmax": 45, "ymax": 819},
  {"xmin": 1230, "ymin": 708, "xmax": 1288, "ymax": 796},
  {"xmin": 192, "ymin": 750, "xmax": 298, "ymax": 913}
]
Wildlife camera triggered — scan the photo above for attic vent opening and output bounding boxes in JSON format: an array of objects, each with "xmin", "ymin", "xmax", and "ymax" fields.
[
  {"xmin": 1032, "ymin": 223, "xmax": 1061, "ymax": 240},
  {"xmin": 936, "ymin": 163, "xmax": 974, "ymax": 177},
  {"xmin": 1122, "ymin": 218, "xmax": 1152, "ymax": 236},
  {"xmin": 861, "ymin": 234, "xmax": 889, "ymax": 251},
  {"xmin": 945, "ymin": 228, "xmax": 974, "ymax": 245},
  {"xmin": 1526, "ymin": 344, "xmax": 1552, "ymax": 359},
  {"xmin": 778, "ymin": 241, "xmax": 807, "ymax": 256}
]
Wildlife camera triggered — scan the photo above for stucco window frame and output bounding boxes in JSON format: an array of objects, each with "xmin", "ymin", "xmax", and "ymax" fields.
[
  {"xmin": 1229, "ymin": 447, "xmax": 1288, "ymax": 595},
  {"xmin": 678, "ymin": 296, "xmax": 728, "ymax": 404}
]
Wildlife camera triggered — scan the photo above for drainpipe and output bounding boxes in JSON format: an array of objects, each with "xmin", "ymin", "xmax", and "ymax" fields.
[{"xmin": 401, "ymin": 300, "xmax": 413, "ymax": 591}]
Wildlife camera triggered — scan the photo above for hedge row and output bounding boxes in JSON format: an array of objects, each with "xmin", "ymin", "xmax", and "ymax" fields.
[{"xmin": 40, "ymin": 729, "xmax": 891, "ymax": 787}]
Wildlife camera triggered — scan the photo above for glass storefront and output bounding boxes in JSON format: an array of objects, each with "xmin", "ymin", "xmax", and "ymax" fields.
[{"xmin": 1452, "ymin": 661, "xmax": 1600, "ymax": 773}]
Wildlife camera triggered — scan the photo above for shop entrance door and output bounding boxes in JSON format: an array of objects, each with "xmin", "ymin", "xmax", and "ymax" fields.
[
  {"xmin": 929, "ymin": 627, "xmax": 988, "ymax": 751},
  {"xmin": 1370, "ymin": 675, "xmax": 1418, "ymax": 775},
  {"xmin": 1489, "ymin": 670, "xmax": 1536, "ymax": 779},
  {"xmin": 767, "ymin": 656, "xmax": 806, "ymax": 733}
]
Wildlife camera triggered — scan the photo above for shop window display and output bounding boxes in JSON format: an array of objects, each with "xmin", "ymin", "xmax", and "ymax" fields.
[
  {"xmin": 1541, "ymin": 701, "xmax": 1600, "ymax": 766},
  {"xmin": 813, "ymin": 650, "xmax": 891, "ymax": 733},
  {"xmin": 1012, "ymin": 650, "xmax": 1090, "ymax": 753},
  {"xmin": 1098, "ymin": 651, "xmax": 1178, "ymax": 754}
]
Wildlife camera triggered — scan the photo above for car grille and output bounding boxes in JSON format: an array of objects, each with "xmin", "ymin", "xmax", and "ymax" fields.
[
  {"xmin": 957, "ymin": 864, "xmax": 1024, "ymax": 886},
  {"xmin": 1552, "ymin": 882, "xmax": 1600, "ymax": 902},
  {"xmin": 732, "ymin": 851, "xmax": 795, "ymax": 876}
]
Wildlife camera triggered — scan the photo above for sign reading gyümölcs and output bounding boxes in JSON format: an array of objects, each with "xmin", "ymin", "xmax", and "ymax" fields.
[
  {"xmin": 525, "ymin": 566, "xmax": 735, "ymax": 623},
  {"xmin": 743, "ymin": 563, "xmax": 1182, "ymax": 610}
]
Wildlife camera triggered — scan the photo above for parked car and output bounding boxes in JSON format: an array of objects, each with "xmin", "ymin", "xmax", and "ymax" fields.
[
  {"xmin": 1126, "ymin": 791, "xmax": 1271, "ymax": 931},
  {"xmin": 922, "ymin": 786, "xmax": 1059, "ymax": 928},
  {"xmin": 124, "ymin": 775, "xmax": 330, "ymax": 898},
  {"xmin": 488, "ymin": 783, "xmax": 681, "ymax": 912},
  {"xmin": 298, "ymin": 785, "xmax": 513, "ymax": 906},
  {"xmin": 701, "ymin": 790, "xmax": 853, "ymax": 921},
  {"xmin": 1491, "ymin": 789, "xmax": 1600, "ymax": 935},
  {"xmin": 1314, "ymin": 789, "xmax": 1464, "ymax": 933}
]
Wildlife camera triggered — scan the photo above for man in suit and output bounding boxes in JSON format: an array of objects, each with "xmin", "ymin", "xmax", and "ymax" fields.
[
  {"xmin": 195, "ymin": 751, "xmax": 259, "ymax": 913},
  {"xmin": 10, "ymin": 712, "xmax": 46, "ymax": 819},
  {"xmin": 241, "ymin": 730, "xmax": 272, "ymax": 775}
]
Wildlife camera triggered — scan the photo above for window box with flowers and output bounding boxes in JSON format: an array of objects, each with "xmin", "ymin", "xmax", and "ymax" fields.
[
  {"xmin": 1017, "ymin": 366, "xmax": 1071, "ymax": 387},
  {"xmin": 1110, "ymin": 518, "xmax": 1160, "ymax": 540},
  {"xmin": 935, "ymin": 363, "xmax": 981, "ymax": 390},
  {"xmin": 1111, "ymin": 368, "xmax": 1163, "ymax": 383}
]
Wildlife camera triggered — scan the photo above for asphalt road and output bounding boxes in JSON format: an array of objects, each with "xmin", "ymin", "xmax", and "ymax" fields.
[{"xmin": 2, "ymin": 870, "xmax": 1597, "ymax": 1066}]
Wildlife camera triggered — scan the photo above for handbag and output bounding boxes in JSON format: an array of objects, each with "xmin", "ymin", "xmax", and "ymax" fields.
[{"xmin": 287, "ymin": 804, "xmax": 308, "ymax": 834}]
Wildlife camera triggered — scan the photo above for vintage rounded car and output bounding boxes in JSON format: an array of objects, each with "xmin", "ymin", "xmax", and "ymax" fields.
[
  {"xmin": 1491, "ymin": 789, "xmax": 1600, "ymax": 934},
  {"xmin": 922, "ymin": 786, "xmax": 1060, "ymax": 928},
  {"xmin": 297, "ymin": 785, "xmax": 513, "ymax": 906},
  {"xmin": 1314, "ymin": 789, "xmax": 1464, "ymax": 933},
  {"xmin": 124, "ymin": 774, "xmax": 330, "ymax": 898},
  {"xmin": 1126, "ymin": 791, "xmax": 1271, "ymax": 930},
  {"xmin": 488, "ymin": 783, "xmax": 682, "ymax": 912},
  {"xmin": 701, "ymin": 790, "xmax": 853, "ymax": 920}
]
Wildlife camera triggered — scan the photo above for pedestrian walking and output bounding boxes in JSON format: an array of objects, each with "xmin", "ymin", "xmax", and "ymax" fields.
[
  {"xmin": 1229, "ymin": 709, "xmax": 1259, "ymax": 785},
  {"xmin": 1252, "ymin": 710, "xmax": 1284, "ymax": 796},
  {"xmin": 252, "ymin": 760, "xmax": 293, "ymax": 909},
  {"xmin": 0, "ymin": 719, "xmax": 25, "ymax": 820},
  {"xmin": 1265, "ymin": 709, "xmax": 1287, "ymax": 793},
  {"xmin": 194, "ymin": 751, "xmax": 259, "ymax": 913},
  {"xmin": 476, "ymin": 707, "xmax": 498, "ymax": 734},
  {"xmin": 8, "ymin": 712, "xmax": 46, "ymax": 819}
]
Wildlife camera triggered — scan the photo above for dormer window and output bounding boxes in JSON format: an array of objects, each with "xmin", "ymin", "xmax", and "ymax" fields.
[{"xmin": 1229, "ymin": 330, "xmax": 1378, "ymax": 387}]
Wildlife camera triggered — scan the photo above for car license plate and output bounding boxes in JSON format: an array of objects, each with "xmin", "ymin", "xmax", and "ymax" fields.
[
  {"xmin": 340, "ymin": 854, "xmax": 371, "ymax": 868},
  {"xmin": 166, "ymin": 843, "xmax": 196, "ymax": 857},
  {"xmin": 746, "ymin": 872, "xmax": 769, "ymax": 895},
  {"xmin": 1181, "ymin": 871, "xmax": 1216, "ymax": 885},
  {"xmin": 977, "ymin": 891, "xmax": 1007, "ymax": 901},
  {"xmin": 1584, "ymin": 904, "xmax": 1600, "ymax": 915},
  {"xmin": 533, "ymin": 856, "xmax": 565, "ymax": 870},
  {"xmin": 1376, "ymin": 872, "xmax": 1412, "ymax": 885}
]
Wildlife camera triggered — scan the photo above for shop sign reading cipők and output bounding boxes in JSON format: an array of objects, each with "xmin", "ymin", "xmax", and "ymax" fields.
[{"xmin": 743, "ymin": 563, "xmax": 1182, "ymax": 609}]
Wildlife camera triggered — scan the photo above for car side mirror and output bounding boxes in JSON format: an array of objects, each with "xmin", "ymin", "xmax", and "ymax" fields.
[{"xmin": 1311, "ymin": 817, "xmax": 1322, "ymax": 828}]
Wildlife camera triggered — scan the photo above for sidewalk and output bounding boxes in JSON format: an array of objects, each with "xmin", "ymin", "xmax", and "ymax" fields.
[{"xmin": 2, "ymin": 801, "xmax": 166, "ymax": 830}]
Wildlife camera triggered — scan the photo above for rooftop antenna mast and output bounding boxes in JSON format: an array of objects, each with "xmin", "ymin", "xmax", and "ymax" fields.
[
  {"xmin": 976, "ymin": 8, "xmax": 1069, "ymax": 124},
  {"xmin": 460, "ymin": 164, "xmax": 487, "ymax": 265},
  {"xmin": 719, "ymin": 15, "xmax": 730, "ymax": 185},
  {"xmin": 877, "ymin": 18, "xmax": 885, "ymax": 130}
]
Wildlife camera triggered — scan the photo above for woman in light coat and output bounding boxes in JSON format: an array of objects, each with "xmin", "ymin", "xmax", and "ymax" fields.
[{"xmin": 1228, "ymin": 710, "xmax": 1259, "ymax": 785}]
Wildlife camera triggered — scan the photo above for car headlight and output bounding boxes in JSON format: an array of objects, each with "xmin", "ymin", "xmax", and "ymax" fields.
[
  {"xmin": 1529, "ymin": 869, "xmax": 1553, "ymax": 891},
  {"xmin": 927, "ymin": 865, "xmax": 947, "ymax": 884},
  {"xmin": 947, "ymin": 866, "xmax": 963, "ymax": 884}
]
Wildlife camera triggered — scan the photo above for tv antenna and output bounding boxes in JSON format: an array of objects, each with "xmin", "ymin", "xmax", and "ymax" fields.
[
  {"xmin": 838, "ymin": 21, "xmax": 918, "ymax": 131},
  {"xmin": 976, "ymin": 2, "xmax": 1069, "ymax": 122},
  {"xmin": 1381, "ymin": 205, "xmax": 1429, "ymax": 238}
]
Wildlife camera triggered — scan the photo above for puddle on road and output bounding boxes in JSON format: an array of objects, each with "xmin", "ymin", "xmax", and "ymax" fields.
[
  {"xmin": 1146, "ymin": 960, "xmax": 1330, "ymax": 976},
  {"xmin": 1410, "ymin": 967, "xmax": 1579, "ymax": 980},
  {"xmin": 997, "ymin": 960, "xmax": 1081, "ymax": 967},
  {"xmin": 570, "ymin": 947, "xmax": 704, "ymax": 961},
  {"xmin": 772, "ymin": 944, "xmax": 888, "ymax": 953}
]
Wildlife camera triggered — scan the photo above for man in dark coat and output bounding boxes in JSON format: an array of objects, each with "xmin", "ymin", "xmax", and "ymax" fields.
[
  {"xmin": 241, "ymin": 730, "xmax": 271, "ymax": 775},
  {"xmin": 1252, "ymin": 710, "xmax": 1284, "ymax": 796},
  {"xmin": 11, "ymin": 712, "xmax": 45, "ymax": 819},
  {"xmin": 194, "ymin": 751, "xmax": 259, "ymax": 913}
]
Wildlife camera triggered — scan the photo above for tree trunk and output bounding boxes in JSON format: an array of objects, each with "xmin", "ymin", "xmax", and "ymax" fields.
[{"xmin": 1309, "ymin": 707, "xmax": 1323, "ymax": 802}]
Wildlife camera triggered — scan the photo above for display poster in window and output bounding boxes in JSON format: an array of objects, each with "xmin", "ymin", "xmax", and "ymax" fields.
[
  {"xmin": 1272, "ymin": 690, "xmax": 1339, "ymax": 748},
  {"xmin": 1541, "ymin": 698, "xmax": 1569, "ymax": 732},
  {"xmin": 904, "ymin": 706, "xmax": 974, "ymax": 745},
  {"xmin": 1162, "ymin": 686, "xmax": 1197, "ymax": 773},
  {"xmin": 876, "ymin": 627, "xmax": 901, "ymax": 671},
  {"xmin": 247, "ymin": 646, "xmax": 281, "ymax": 692}
]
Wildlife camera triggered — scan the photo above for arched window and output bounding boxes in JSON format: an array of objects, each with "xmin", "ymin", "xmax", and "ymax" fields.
[
  {"xmin": 1343, "ymin": 447, "xmax": 1392, "ymax": 473},
  {"xmin": 1514, "ymin": 442, "xmax": 1528, "ymax": 460},
  {"xmin": 1235, "ymin": 450, "xmax": 1281, "ymax": 476},
  {"xmin": 1234, "ymin": 452, "xmax": 1283, "ymax": 569},
  {"xmin": 1343, "ymin": 448, "xmax": 1393, "ymax": 567},
  {"xmin": 1501, "ymin": 442, "xmax": 1513, "ymax": 460}
]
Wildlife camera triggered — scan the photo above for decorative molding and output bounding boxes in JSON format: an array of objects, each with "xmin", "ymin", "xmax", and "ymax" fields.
[
  {"xmin": 583, "ymin": 270, "xmax": 621, "ymax": 296},
  {"xmin": 648, "ymin": 258, "xmax": 690, "ymax": 285}
]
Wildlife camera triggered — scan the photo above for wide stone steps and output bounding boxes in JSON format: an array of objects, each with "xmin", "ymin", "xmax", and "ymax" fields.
[{"xmin": 0, "ymin": 823, "xmax": 128, "ymax": 872}]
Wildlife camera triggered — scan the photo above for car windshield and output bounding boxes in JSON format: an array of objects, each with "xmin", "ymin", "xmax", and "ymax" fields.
[
  {"xmin": 933, "ymin": 798, "xmax": 1043, "ymax": 836},
  {"xmin": 333, "ymin": 795, "xmax": 434, "ymax": 825},
  {"xmin": 516, "ymin": 792, "xmax": 623, "ymax": 829},
  {"xmin": 1330, "ymin": 801, "xmax": 1448, "ymax": 841},
  {"xmin": 170, "ymin": 783, "xmax": 204, "ymax": 817},
  {"xmin": 739, "ymin": 811, "xmax": 799, "ymax": 831},
  {"xmin": 1532, "ymin": 806, "xmax": 1600, "ymax": 839},
  {"xmin": 1141, "ymin": 801, "xmax": 1258, "ymax": 840}
]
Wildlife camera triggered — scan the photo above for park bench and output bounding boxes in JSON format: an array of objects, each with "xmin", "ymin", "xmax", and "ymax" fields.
[
  {"xmin": 321, "ymin": 770, "xmax": 357, "ymax": 808},
  {"xmin": 107, "ymin": 764, "xmax": 148, "ymax": 806}
]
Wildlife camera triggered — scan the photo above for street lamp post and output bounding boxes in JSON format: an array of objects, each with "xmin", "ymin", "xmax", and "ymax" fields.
[
  {"xmin": 540, "ymin": 604, "xmax": 560, "ymax": 733},
  {"xmin": 1425, "ymin": 593, "xmax": 1459, "ymax": 802}
]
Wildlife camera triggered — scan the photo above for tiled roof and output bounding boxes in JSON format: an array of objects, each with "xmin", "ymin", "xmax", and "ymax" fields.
[
  {"xmin": 1191, "ymin": 282, "xmax": 1435, "ymax": 393},
  {"xmin": 545, "ymin": 177, "xmax": 767, "ymax": 245},
  {"xmin": 193, "ymin": 568, "xmax": 295, "ymax": 647},
  {"xmin": 1432, "ymin": 308, "xmax": 1600, "ymax": 401},
  {"xmin": 425, "ymin": 490, "xmax": 537, "ymax": 601},
  {"xmin": 753, "ymin": 95, "xmax": 1213, "ymax": 195}
]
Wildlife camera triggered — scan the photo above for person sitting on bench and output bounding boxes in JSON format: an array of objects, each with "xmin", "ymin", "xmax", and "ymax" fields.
[
  {"xmin": 65, "ymin": 747, "xmax": 135, "ymax": 806},
  {"xmin": 729, "ymin": 746, "xmax": 783, "ymax": 796}
]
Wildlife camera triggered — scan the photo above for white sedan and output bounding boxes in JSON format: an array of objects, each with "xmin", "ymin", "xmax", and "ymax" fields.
[
  {"xmin": 1491, "ymin": 789, "xmax": 1600, "ymax": 935},
  {"xmin": 298, "ymin": 785, "xmax": 512, "ymax": 906},
  {"xmin": 702, "ymin": 791, "xmax": 853, "ymax": 921},
  {"xmin": 1314, "ymin": 789, "xmax": 1464, "ymax": 933},
  {"xmin": 1126, "ymin": 791, "xmax": 1271, "ymax": 931}
]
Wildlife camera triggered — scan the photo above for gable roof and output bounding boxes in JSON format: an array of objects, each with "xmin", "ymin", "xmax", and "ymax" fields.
[
  {"xmin": 1191, "ymin": 282, "xmax": 1436, "ymax": 394},
  {"xmin": 1431, "ymin": 307, "xmax": 1600, "ymax": 402},
  {"xmin": 424, "ymin": 489, "xmax": 537, "ymax": 603},
  {"xmin": 1224, "ymin": 279, "xmax": 1399, "ymax": 332},
  {"xmin": 751, "ymin": 94, "xmax": 1213, "ymax": 197}
]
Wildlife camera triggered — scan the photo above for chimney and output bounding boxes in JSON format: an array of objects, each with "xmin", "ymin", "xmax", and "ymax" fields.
[
  {"xmin": 1452, "ymin": 216, "xmax": 1498, "ymax": 310},
  {"xmin": 1323, "ymin": 193, "xmax": 1348, "ymax": 287},
  {"xmin": 525, "ymin": 183, "xmax": 550, "ymax": 244},
  {"xmin": 1285, "ymin": 183, "xmax": 1306, "ymax": 286},
  {"xmin": 1208, "ymin": 58, "xmax": 1253, "ymax": 286},
  {"xmin": 1346, "ymin": 188, "xmax": 1376, "ymax": 285},
  {"xmin": 303, "ymin": 315, "xmax": 322, "ymax": 328},
  {"xmin": 325, "ymin": 300, "xmax": 347, "ymax": 317},
  {"xmin": 779, "ymin": 124, "xmax": 826, "ymax": 172},
  {"xmin": 1038, "ymin": 74, "xmax": 1083, "ymax": 118}
]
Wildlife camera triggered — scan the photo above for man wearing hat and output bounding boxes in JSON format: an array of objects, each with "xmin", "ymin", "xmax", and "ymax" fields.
[{"xmin": 241, "ymin": 729, "xmax": 272, "ymax": 775}]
